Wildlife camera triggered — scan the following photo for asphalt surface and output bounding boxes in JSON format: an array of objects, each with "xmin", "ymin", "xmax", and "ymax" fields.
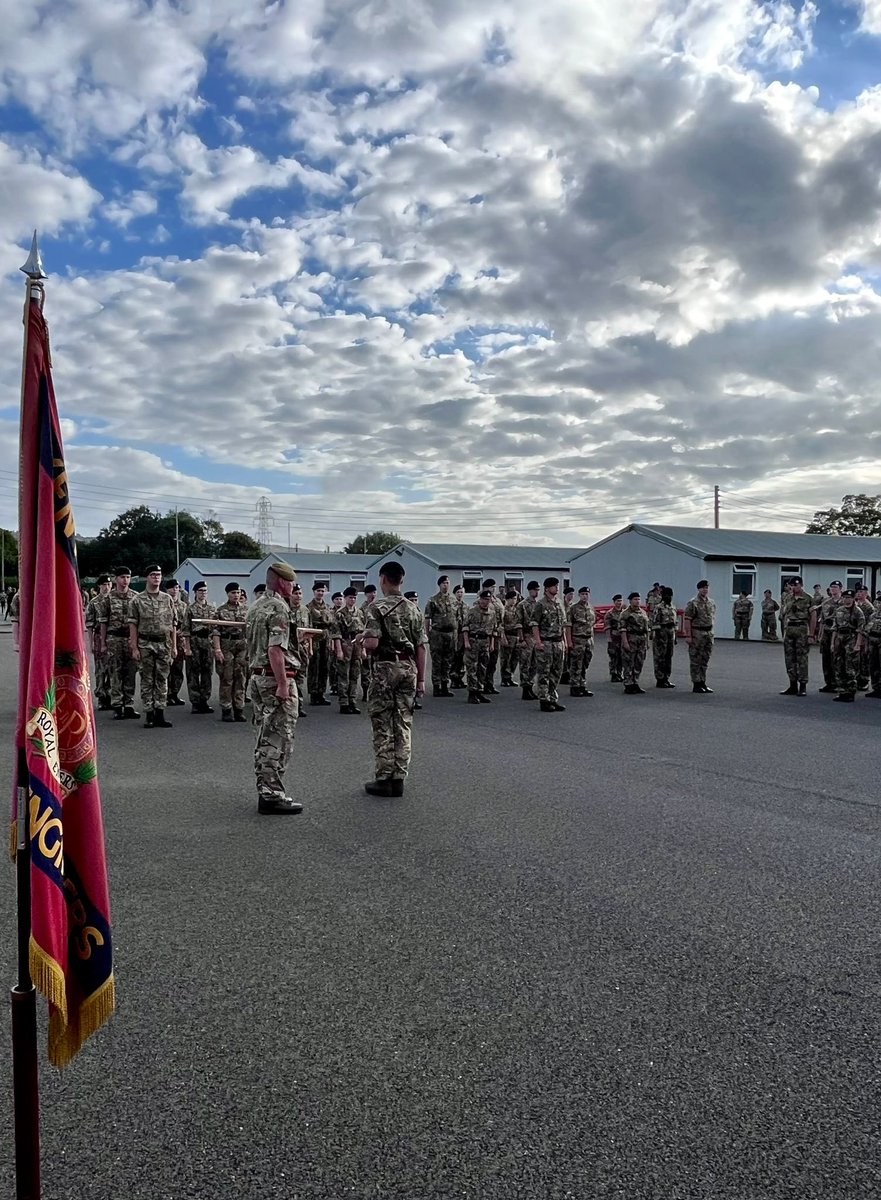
[{"xmin": 1, "ymin": 631, "xmax": 880, "ymax": 1199}]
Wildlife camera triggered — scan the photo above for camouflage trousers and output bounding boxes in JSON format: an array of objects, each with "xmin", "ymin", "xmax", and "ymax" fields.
[
  {"xmin": 867, "ymin": 635, "xmax": 881, "ymax": 692},
  {"xmin": 482, "ymin": 646, "xmax": 499, "ymax": 692},
  {"xmin": 783, "ymin": 625, "xmax": 809, "ymax": 683},
  {"xmin": 834, "ymin": 636, "xmax": 860, "ymax": 695},
  {"xmin": 250, "ymin": 675, "xmax": 298, "ymax": 802},
  {"xmin": 92, "ymin": 648, "xmax": 111, "ymax": 704},
  {"xmin": 107, "ymin": 633, "xmax": 137, "ymax": 707},
  {"xmin": 688, "ymin": 630, "xmax": 713, "ymax": 685},
  {"xmin": 622, "ymin": 635, "xmax": 647, "ymax": 685},
  {"xmin": 138, "ymin": 638, "xmax": 172, "ymax": 709},
  {"xmin": 465, "ymin": 641, "xmax": 490, "ymax": 693},
  {"xmin": 500, "ymin": 638, "xmax": 522, "ymax": 683},
  {"xmin": 652, "ymin": 627, "xmax": 675, "ymax": 681},
  {"xmin": 535, "ymin": 641, "xmax": 564, "ymax": 702},
  {"xmin": 451, "ymin": 638, "xmax": 466, "ymax": 683},
  {"xmin": 819, "ymin": 629, "xmax": 836, "ymax": 687},
  {"xmin": 167, "ymin": 650, "xmax": 185, "ymax": 702},
  {"xmin": 519, "ymin": 640, "xmax": 536, "ymax": 688},
  {"xmin": 569, "ymin": 638, "xmax": 593, "ymax": 688},
  {"xmin": 187, "ymin": 637, "xmax": 214, "ymax": 705},
  {"xmin": 335, "ymin": 643, "xmax": 361, "ymax": 705},
  {"xmin": 307, "ymin": 639, "xmax": 330, "ymax": 697},
  {"xmin": 217, "ymin": 639, "xmax": 248, "ymax": 710},
  {"xmin": 607, "ymin": 633, "xmax": 623, "ymax": 678},
  {"xmin": 429, "ymin": 629, "xmax": 456, "ymax": 689},
  {"xmin": 761, "ymin": 613, "xmax": 779, "ymax": 641},
  {"xmin": 368, "ymin": 659, "xmax": 416, "ymax": 780},
  {"xmin": 733, "ymin": 615, "xmax": 751, "ymax": 640}
]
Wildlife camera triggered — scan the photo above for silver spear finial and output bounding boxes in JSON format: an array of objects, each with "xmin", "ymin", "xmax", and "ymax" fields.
[{"xmin": 20, "ymin": 230, "xmax": 47, "ymax": 280}]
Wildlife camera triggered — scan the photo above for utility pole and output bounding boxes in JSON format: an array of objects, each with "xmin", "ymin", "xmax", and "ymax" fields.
[
  {"xmin": 174, "ymin": 509, "xmax": 180, "ymax": 567},
  {"xmin": 713, "ymin": 486, "xmax": 720, "ymax": 529}
]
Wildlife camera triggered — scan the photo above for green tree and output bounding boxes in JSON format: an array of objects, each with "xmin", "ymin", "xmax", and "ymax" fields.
[
  {"xmin": 343, "ymin": 530, "xmax": 404, "ymax": 555},
  {"xmin": 218, "ymin": 530, "xmax": 263, "ymax": 558},
  {"xmin": 805, "ymin": 494, "xmax": 881, "ymax": 536},
  {"xmin": 78, "ymin": 506, "xmax": 220, "ymax": 575},
  {"xmin": 0, "ymin": 528, "xmax": 18, "ymax": 587}
]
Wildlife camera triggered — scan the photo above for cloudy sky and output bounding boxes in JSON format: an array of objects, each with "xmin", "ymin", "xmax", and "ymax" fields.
[{"xmin": 1, "ymin": 0, "xmax": 880, "ymax": 550}]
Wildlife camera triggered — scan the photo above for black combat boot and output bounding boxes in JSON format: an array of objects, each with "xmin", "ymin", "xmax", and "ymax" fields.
[
  {"xmin": 797, "ymin": 682, "xmax": 807, "ymax": 696},
  {"xmin": 468, "ymin": 692, "xmax": 481, "ymax": 703},
  {"xmin": 123, "ymin": 705, "xmax": 140, "ymax": 719},
  {"xmin": 348, "ymin": 703, "xmax": 361, "ymax": 715},
  {"xmin": 833, "ymin": 692, "xmax": 855, "ymax": 702},
  {"xmin": 521, "ymin": 686, "xmax": 537, "ymax": 701},
  {"xmin": 389, "ymin": 779, "xmax": 404, "ymax": 797},
  {"xmin": 692, "ymin": 683, "xmax": 704, "ymax": 693},
  {"xmin": 365, "ymin": 778, "xmax": 394, "ymax": 796},
  {"xmin": 539, "ymin": 699, "xmax": 557, "ymax": 712},
  {"xmin": 112, "ymin": 706, "xmax": 125, "ymax": 720},
  {"xmin": 700, "ymin": 685, "xmax": 714, "ymax": 693},
  {"xmin": 143, "ymin": 710, "xmax": 155, "ymax": 728},
  {"xmin": 780, "ymin": 683, "xmax": 798, "ymax": 695},
  {"xmin": 476, "ymin": 693, "xmax": 491, "ymax": 703},
  {"xmin": 153, "ymin": 710, "xmax": 173, "ymax": 728},
  {"xmin": 234, "ymin": 708, "xmax": 247, "ymax": 721},
  {"xmin": 222, "ymin": 708, "xmax": 234, "ymax": 722}
]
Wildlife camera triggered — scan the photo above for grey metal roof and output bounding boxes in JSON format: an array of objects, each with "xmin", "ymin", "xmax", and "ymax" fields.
[
  {"xmin": 397, "ymin": 543, "xmax": 584, "ymax": 568},
  {"xmin": 178, "ymin": 558, "xmax": 262, "ymax": 575},
  {"xmin": 577, "ymin": 524, "xmax": 881, "ymax": 564},
  {"xmin": 266, "ymin": 552, "xmax": 377, "ymax": 572}
]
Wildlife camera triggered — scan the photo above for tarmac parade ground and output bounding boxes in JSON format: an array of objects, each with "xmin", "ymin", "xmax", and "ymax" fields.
[{"xmin": 1, "ymin": 632, "xmax": 880, "ymax": 1199}]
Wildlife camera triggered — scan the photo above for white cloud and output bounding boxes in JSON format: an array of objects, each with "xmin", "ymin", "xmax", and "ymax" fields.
[{"xmin": 0, "ymin": 140, "xmax": 100, "ymax": 240}]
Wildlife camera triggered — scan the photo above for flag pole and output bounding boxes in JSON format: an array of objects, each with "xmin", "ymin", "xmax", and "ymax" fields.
[{"xmin": 11, "ymin": 231, "xmax": 47, "ymax": 1200}]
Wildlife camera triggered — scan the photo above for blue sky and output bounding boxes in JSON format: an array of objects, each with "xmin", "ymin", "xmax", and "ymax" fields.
[{"xmin": 1, "ymin": 0, "xmax": 880, "ymax": 551}]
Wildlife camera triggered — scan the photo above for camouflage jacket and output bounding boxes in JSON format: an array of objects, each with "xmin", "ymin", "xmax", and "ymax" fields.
[
  {"xmin": 130, "ymin": 590, "xmax": 176, "ymax": 638},
  {"xmin": 606, "ymin": 607, "xmax": 625, "ymax": 637},
  {"xmin": 732, "ymin": 597, "xmax": 754, "ymax": 617},
  {"xmin": 620, "ymin": 607, "xmax": 650, "ymax": 638},
  {"xmin": 464, "ymin": 606, "xmax": 500, "ymax": 639},
  {"xmin": 819, "ymin": 596, "xmax": 840, "ymax": 630},
  {"xmin": 185, "ymin": 599, "xmax": 217, "ymax": 638},
  {"xmin": 782, "ymin": 594, "xmax": 813, "ymax": 626},
  {"xmin": 833, "ymin": 604, "xmax": 865, "ymax": 640},
  {"xmin": 215, "ymin": 601, "xmax": 247, "ymax": 644},
  {"xmin": 332, "ymin": 604, "xmax": 366, "ymax": 641},
  {"xmin": 651, "ymin": 601, "xmax": 677, "ymax": 630},
  {"xmin": 569, "ymin": 599, "xmax": 596, "ymax": 640},
  {"xmin": 96, "ymin": 587, "xmax": 138, "ymax": 632},
  {"xmin": 365, "ymin": 595, "xmax": 428, "ymax": 656},
  {"xmin": 684, "ymin": 595, "xmax": 716, "ymax": 628},
  {"xmin": 246, "ymin": 593, "xmax": 299, "ymax": 672},
  {"xmin": 529, "ymin": 596, "xmax": 567, "ymax": 639},
  {"xmin": 424, "ymin": 592, "xmax": 458, "ymax": 631}
]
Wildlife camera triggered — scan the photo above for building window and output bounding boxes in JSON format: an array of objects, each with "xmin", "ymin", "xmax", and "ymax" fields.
[
  {"xmin": 780, "ymin": 564, "xmax": 801, "ymax": 594},
  {"xmin": 504, "ymin": 573, "xmax": 523, "ymax": 593},
  {"xmin": 349, "ymin": 574, "xmax": 367, "ymax": 591},
  {"xmin": 463, "ymin": 571, "xmax": 482, "ymax": 594},
  {"xmin": 846, "ymin": 567, "xmax": 866, "ymax": 590},
  {"xmin": 732, "ymin": 563, "xmax": 756, "ymax": 596}
]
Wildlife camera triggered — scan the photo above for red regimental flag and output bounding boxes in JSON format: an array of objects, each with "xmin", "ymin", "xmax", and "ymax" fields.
[{"xmin": 14, "ymin": 296, "xmax": 115, "ymax": 1066}]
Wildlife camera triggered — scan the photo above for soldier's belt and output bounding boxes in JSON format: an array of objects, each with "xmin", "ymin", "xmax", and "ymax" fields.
[
  {"xmin": 432, "ymin": 626, "xmax": 455, "ymax": 632},
  {"xmin": 191, "ymin": 631, "xmax": 211, "ymax": 638},
  {"xmin": 108, "ymin": 628, "xmax": 129, "ymax": 637},
  {"xmin": 542, "ymin": 635, "xmax": 563, "ymax": 642},
  {"xmin": 469, "ymin": 633, "xmax": 490, "ymax": 640},
  {"xmin": 250, "ymin": 667, "xmax": 298, "ymax": 677},
  {"xmin": 691, "ymin": 626, "xmax": 712, "ymax": 631},
  {"xmin": 138, "ymin": 633, "xmax": 168, "ymax": 642},
  {"xmin": 375, "ymin": 651, "xmax": 414, "ymax": 662}
]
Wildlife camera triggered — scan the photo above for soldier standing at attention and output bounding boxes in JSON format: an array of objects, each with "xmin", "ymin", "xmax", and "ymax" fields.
[
  {"xmin": 529, "ymin": 577, "xmax": 569, "ymax": 713},
  {"xmin": 779, "ymin": 577, "xmax": 816, "ymax": 697},
  {"xmin": 606, "ymin": 594, "xmax": 625, "ymax": 682},
  {"xmin": 560, "ymin": 586, "xmax": 576, "ymax": 683},
  {"xmin": 480, "ymin": 579, "xmax": 504, "ymax": 694},
  {"xmin": 328, "ymin": 592, "xmax": 344, "ymax": 694},
  {"xmin": 245, "ymin": 563, "xmax": 302, "ymax": 815},
  {"xmin": 620, "ymin": 592, "xmax": 650, "ymax": 694},
  {"xmin": 362, "ymin": 560, "xmax": 427, "ymax": 797},
  {"xmin": 359, "ymin": 583, "xmax": 377, "ymax": 700},
  {"xmin": 164, "ymin": 579, "xmax": 189, "ymax": 706},
  {"xmin": 651, "ymin": 586, "xmax": 677, "ymax": 688},
  {"xmin": 517, "ymin": 581, "xmax": 541, "ymax": 700},
  {"xmin": 332, "ymin": 586, "xmax": 366, "ymax": 714},
  {"xmin": 760, "ymin": 590, "xmax": 780, "ymax": 641},
  {"xmin": 129, "ymin": 565, "xmax": 176, "ymax": 728},
  {"xmin": 864, "ymin": 594, "xmax": 881, "ymax": 699},
  {"xmin": 499, "ymin": 590, "xmax": 524, "ymax": 687},
  {"xmin": 463, "ymin": 590, "xmax": 500, "ymax": 704},
  {"xmin": 97, "ymin": 566, "xmax": 139, "ymax": 720},
  {"xmin": 832, "ymin": 590, "xmax": 866, "ymax": 703},
  {"xmin": 307, "ymin": 583, "xmax": 334, "ymax": 705},
  {"xmin": 568, "ymin": 586, "xmax": 596, "ymax": 697},
  {"xmin": 85, "ymin": 574, "xmax": 112, "ymax": 709},
  {"xmin": 288, "ymin": 584, "xmax": 310, "ymax": 718},
  {"xmin": 683, "ymin": 580, "xmax": 716, "ymax": 694},
  {"xmin": 645, "ymin": 584, "xmax": 662, "ymax": 620},
  {"xmin": 185, "ymin": 581, "xmax": 216, "ymax": 714},
  {"xmin": 449, "ymin": 584, "xmax": 468, "ymax": 689},
  {"xmin": 855, "ymin": 584, "xmax": 874, "ymax": 690},
  {"xmin": 732, "ymin": 591, "xmax": 754, "ymax": 640},
  {"xmin": 817, "ymin": 580, "xmax": 842, "ymax": 692},
  {"xmin": 424, "ymin": 575, "xmax": 458, "ymax": 697},
  {"xmin": 214, "ymin": 582, "xmax": 249, "ymax": 723}
]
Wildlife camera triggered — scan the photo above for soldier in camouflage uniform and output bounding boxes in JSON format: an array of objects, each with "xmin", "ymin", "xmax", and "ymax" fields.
[
  {"xmin": 516, "ymin": 581, "xmax": 541, "ymax": 700},
  {"xmin": 129, "ymin": 565, "xmax": 177, "ymax": 728},
  {"xmin": 560, "ymin": 586, "xmax": 576, "ymax": 683},
  {"xmin": 499, "ymin": 590, "xmax": 524, "ymax": 687},
  {"xmin": 287, "ymin": 584, "xmax": 311, "ymax": 717},
  {"xmin": 732, "ymin": 592, "xmax": 754, "ymax": 640},
  {"xmin": 529, "ymin": 577, "xmax": 569, "ymax": 712},
  {"xmin": 85, "ymin": 574, "xmax": 112, "ymax": 709},
  {"xmin": 213, "ymin": 582, "xmax": 249, "ymax": 722},
  {"xmin": 651, "ymin": 586, "xmax": 677, "ymax": 688},
  {"xmin": 332, "ymin": 586, "xmax": 366, "ymax": 714},
  {"xmin": 245, "ymin": 563, "xmax": 302, "ymax": 815},
  {"xmin": 96, "ymin": 566, "xmax": 139, "ymax": 719},
  {"xmin": 760, "ymin": 590, "xmax": 780, "ymax": 641},
  {"xmin": 854, "ymin": 584, "xmax": 874, "ymax": 690},
  {"xmin": 779, "ymin": 577, "xmax": 815, "ymax": 696},
  {"xmin": 185, "ymin": 581, "xmax": 216, "ymax": 713},
  {"xmin": 645, "ymin": 584, "xmax": 662, "ymax": 620},
  {"xmin": 568, "ymin": 586, "xmax": 595, "ymax": 697},
  {"xmin": 362, "ymin": 560, "xmax": 427, "ymax": 797},
  {"xmin": 864, "ymin": 596, "xmax": 881, "ymax": 699},
  {"xmin": 164, "ymin": 579, "xmax": 189, "ymax": 706},
  {"xmin": 817, "ymin": 581, "xmax": 842, "ymax": 692},
  {"xmin": 832, "ymin": 591, "xmax": 866, "ymax": 702},
  {"xmin": 359, "ymin": 584, "xmax": 377, "ymax": 700},
  {"xmin": 620, "ymin": 592, "xmax": 650, "ymax": 694},
  {"xmin": 307, "ymin": 583, "xmax": 334, "ymax": 705},
  {"xmin": 424, "ymin": 575, "xmax": 457, "ymax": 697},
  {"xmin": 683, "ymin": 580, "xmax": 716, "ymax": 694},
  {"xmin": 605, "ymin": 594, "xmax": 625, "ymax": 681},
  {"xmin": 480, "ymin": 579, "xmax": 505, "ymax": 694},
  {"xmin": 463, "ymin": 590, "xmax": 500, "ymax": 703}
]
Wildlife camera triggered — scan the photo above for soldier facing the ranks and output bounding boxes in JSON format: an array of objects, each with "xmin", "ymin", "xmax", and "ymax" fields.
[
  {"xmin": 332, "ymin": 586, "xmax": 366, "ymax": 714},
  {"xmin": 307, "ymin": 583, "xmax": 334, "ymax": 705},
  {"xmin": 129, "ymin": 565, "xmax": 176, "ymax": 728},
  {"xmin": 529, "ymin": 577, "xmax": 569, "ymax": 713},
  {"xmin": 732, "ymin": 591, "xmax": 754, "ymax": 640},
  {"xmin": 245, "ymin": 562, "xmax": 302, "ymax": 815},
  {"xmin": 164, "ymin": 579, "xmax": 189, "ymax": 706},
  {"xmin": 85, "ymin": 574, "xmax": 112, "ymax": 709},
  {"xmin": 424, "ymin": 575, "xmax": 458, "ymax": 697},
  {"xmin": 817, "ymin": 580, "xmax": 842, "ymax": 692},
  {"xmin": 832, "ymin": 590, "xmax": 866, "ymax": 703},
  {"xmin": 97, "ymin": 566, "xmax": 139, "ymax": 720},
  {"xmin": 779, "ymin": 576, "xmax": 815, "ymax": 697},
  {"xmin": 760, "ymin": 590, "xmax": 780, "ymax": 641},
  {"xmin": 185, "ymin": 581, "xmax": 216, "ymax": 713},
  {"xmin": 620, "ymin": 592, "xmax": 650, "ymax": 694},
  {"xmin": 568, "ymin": 586, "xmax": 595, "ymax": 697},
  {"xmin": 606, "ymin": 594, "xmax": 625, "ymax": 682},
  {"xmin": 214, "ymin": 582, "xmax": 249, "ymax": 723},
  {"xmin": 463, "ymin": 589, "xmax": 500, "ymax": 704},
  {"xmin": 683, "ymin": 580, "xmax": 716, "ymax": 694},
  {"xmin": 362, "ymin": 560, "xmax": 427, "ymax": 797},
  {"xmin": 651, "ymin": 586, "xmax": 677, "ymax": 688}
]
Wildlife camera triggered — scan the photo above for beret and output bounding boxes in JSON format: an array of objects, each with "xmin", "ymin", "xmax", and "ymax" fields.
[
  {"xmin": 841, "ymin": 588, "xmax": 854, "ymax": 597},
  {"xmin": 96, "ymin": 574, "xmax": 111, "ymax": 585},
  {"xmin": 343, "ymin": 586, "xmax": 358, "ymax": 597},
  {"xmin": 269, "ymin": 562, "xmax": 296, "ymax": 582},
  {"xmin": 578, "ymin": 586, "xmax": 589, "ymax": 594},
  {"xmin": 696, "ymin": 579, "xmax": 709, "ymax": 589},
  {"xmin": 193, "ymin": 581, "xmax": 207, "ymax": 590},
  {"xmin": 527, "ymin": 580, "xmax": 540, "ymax": 590},
  {"xmin": 165, "ymin": 578, "xmax": 179, "ymax": 588},
  {"xmin": 114, "ymin": 565, "xmax": 132, "ymax": 576},
  {"xmin": 144, "ymin": 564, "xmax": 163, "ymax": 575},
  {"xmin": 332, "ymin": 592, "xmax": 343, "ymax": 600},
  {"xmin": 628, "ymin": 591, "xmax": 640, "ymax": 601},
  {"xmin": 543, "ymin": 577, "xmax": 559, "ymax": 588},
  {"xmin": 225, "ymin": 582, "xmax": 241, "ymax": 593},
  {"xmin": 612, "ymin": 594, "xmax": 622, "ymax": 601},
  {"xmin": 254, "ymin": 584, "xmax": 267, "ymax": 594},
  {"xmin": 830, "ymin": 580, "xmax": 843, "ymax": 587}
]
